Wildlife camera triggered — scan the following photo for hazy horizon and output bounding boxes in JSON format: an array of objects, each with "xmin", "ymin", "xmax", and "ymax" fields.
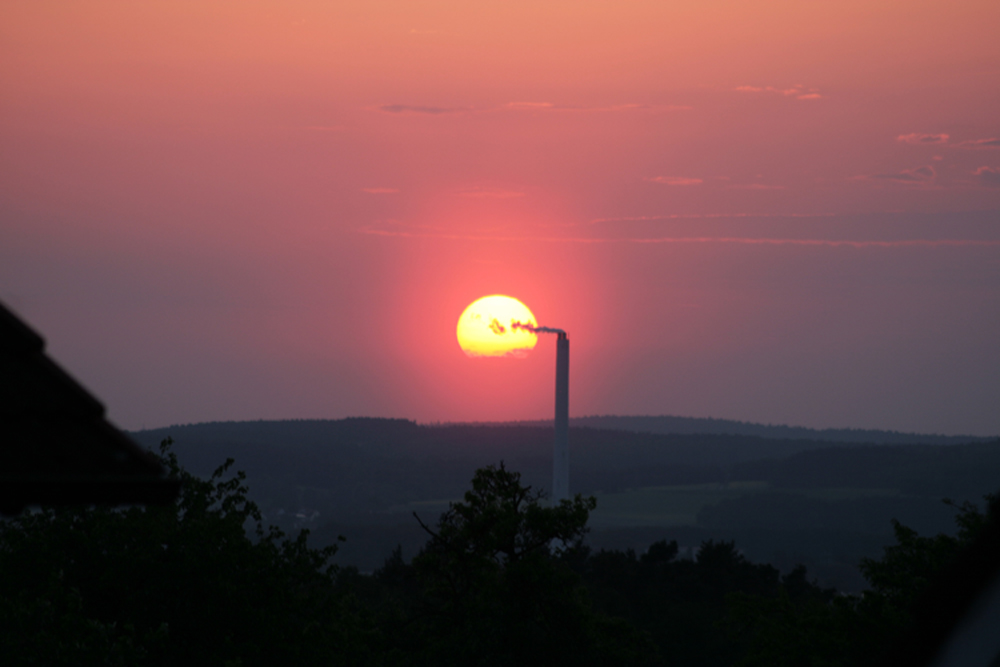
[{"xmin": 125, "ymin": 412, "xmax": 998, "ymax": 440}]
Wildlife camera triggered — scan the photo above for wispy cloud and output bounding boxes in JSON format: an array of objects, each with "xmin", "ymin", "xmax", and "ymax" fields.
[
  {"xmin": 365, "ymin": 219, "xmax": 449, "ymax": 233},
  {"xmin": 646, "ymin": 176, "xmax": 703, "ymax": 186},
  {"xmin": 621, "ymin": 238, "xmax": 1000, "ymax": 248},
  {"xmin": 956, "ymin": 137, "xmax": 1000, "ymax": 149},
  {"xmin": 376, "ymin": 102, "xmax": 690, "ymax": 116},
  {"xmin": 727, "ymin": 183, "xmax": 785, "ymax": 190},
  {"xmin": 644, "ymin": 177, "xmax": 783, "ymax": 189},
  {"xmin": 302, "ymin": 125, "xmax": 346, "ymax": 132},
  {"xmin": 974, "ymin": 166, "xmax": 1000, "ymax": 188},
  {"xmin": 505, "ymin": 101, "xmax": 555, "ymax": 110},
  {"xmin": 897, "ymin": 133, "xmax": 950, "ymax": 145},
  {"xmin": 892, "ymin": 134, "xmax": 1000, "ymax": 150},
  {"xmin": 455, "ymin": 187, "xmax": 525, "ymax": 199},
  {"xmin": 361, "ymin": 210, "xmax": 1000, "ymax": 250},
  {"xmin": 362, "ymin": 187, "xmax": 399, "ymax": 194},
  {"xmin": 378, "ymin": 104, "xmax": 464, "ymax": 114},
  {"xmin": 505, "ymin": 102, "xmax": 689, "ymax": 113},
  {"xmin": 736, "ymin": 84, "xmax": 822, "ymax": 100},
  {"xmin": 867, "ymin": 165, "xmax": 936, "ymax": 184},
  {"xmin": 589, "ymin": 213, "xmax": 835, "ymax": 224}
]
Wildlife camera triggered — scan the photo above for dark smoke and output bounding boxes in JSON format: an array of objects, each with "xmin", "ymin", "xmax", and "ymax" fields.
[
  {"xmin": 512, "ymin": 321, "xmax": 566, "ymax": 335},
  {"xmin": 489, "ymin": 319, "xmax": 507, "ymax": 335}
]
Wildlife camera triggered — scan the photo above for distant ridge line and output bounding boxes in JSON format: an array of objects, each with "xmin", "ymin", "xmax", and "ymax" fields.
[
  {"xmin": 128, "ymin": 415, "xmax": 993, "ymax": 446},
  {"xmin": 434, "ymin": 415, "xmax": 992, "ymax": 445}
]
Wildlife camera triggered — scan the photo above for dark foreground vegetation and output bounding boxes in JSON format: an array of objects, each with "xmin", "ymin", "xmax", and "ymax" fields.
[{"xmin": 1, "ymin": 439, "xmax": 995, "ymax": 666}]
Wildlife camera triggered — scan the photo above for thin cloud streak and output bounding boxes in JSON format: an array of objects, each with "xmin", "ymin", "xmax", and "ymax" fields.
[
  {"xmin": 378, "ymin": 104, "xmax": 466, "ymax": 114},
  {"xmin": 898, "ymin": 133, "xmax": 950, "ymax": 145},
  {"xmin": 359, "ymin": 227, "xmax": 1000, "ymax": 248},
  {"xmin": 504, "ymin": 102, "xmax": 690, "ymax": 112},
  {"xmin": 644, "ymin": 178, "xmax": 783, "ymax": 189},
  {"xmin": 956, "ymin": 138, "xmax": 1000, "ymax": 149},
  {"xmin": 623, "ymin": 237, "xmax": 1000, "ymax": 248},
  {"xmin": 454, "ymin": 187, "xmax": 525, "ymax": 198},
  {"xmin": 866, "ymin": 165, "xmax": 936, "ymax": 183},
  {"xmin": 302, "ymin": 125, "xmax": 346, "ymax": 132},
  {"xmin": 646, "ymin": 176, "xmax": 703, "ymax": 186},
  {"xmin": 890, "ymin": 135, "xmax": 1000, "ymax": 149},
  {"xmin": 727, "ymin": 183, "xmax": 786, "ymax": 190},
  {"xmin": 505, "ymin": 101, "xmax": 554, "ymax": 110},
  {"xmin": 589, "ymin": 213, "xmax": 836, "ymax": 224},
  {"xmin": 736, "ymin": 84, "xmax": 822, "ymax": 100},
  {"xmin": 376, "ymin": 102, "xmax": 691, "ymax": 116}
]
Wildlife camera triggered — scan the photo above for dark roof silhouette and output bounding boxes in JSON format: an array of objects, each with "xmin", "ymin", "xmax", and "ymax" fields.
[{"xmin": 0, "ymin": 301, "xmax": 179, "ymax": 514}]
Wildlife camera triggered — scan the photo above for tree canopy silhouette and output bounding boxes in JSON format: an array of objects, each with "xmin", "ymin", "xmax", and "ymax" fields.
[
  {"xmin": 0, "ymin": 439, "xmax": 377, "ymax": 667},
  {"xmin": 370, "ymin": 463, "xmax": 661, "ymax": 667}
]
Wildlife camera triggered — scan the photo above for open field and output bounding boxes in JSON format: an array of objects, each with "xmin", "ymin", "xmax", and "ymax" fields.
[
  {"xmin": 589, "ymin": 483, "xmax": 903, "ymax": 528},
  {"xmin": 589, "ymin": 482, "xmax": 767, "ymax": 528}
]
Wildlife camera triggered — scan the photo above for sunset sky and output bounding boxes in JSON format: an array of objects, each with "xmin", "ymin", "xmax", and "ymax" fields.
[{"xmin": 2, "ymin": 0, "xmax": 999, "ymax": 435}]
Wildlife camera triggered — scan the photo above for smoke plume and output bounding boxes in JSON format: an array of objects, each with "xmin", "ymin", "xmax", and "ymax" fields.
[{"xmin": 512, "ymin": 321, "xmax": 566, "ymax": 335}]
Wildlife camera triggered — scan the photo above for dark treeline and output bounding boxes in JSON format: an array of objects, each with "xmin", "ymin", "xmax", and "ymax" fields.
[
  {"xmin": 133, "ymin": 419, "xmax": 842, "ymax": 501},
  {"xmin": 1, "ymin": 440, "xmax": 994, "ymax": 666},
  {"xmin": 129, "ymin": 420, "xmax": 1000, "ymax": 586},
  {"xmin": 731, "ymin": 443, "xmax": 1000, "ymax": 496},
  {"xmin": 131, "ymin": 419, "xmax": 1000, "ymax": 503}
]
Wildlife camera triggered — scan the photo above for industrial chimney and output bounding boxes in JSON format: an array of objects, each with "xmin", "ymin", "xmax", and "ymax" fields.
[{"xmin": 553, "ymin": 331, "xmax": 569, "ymax": 501}]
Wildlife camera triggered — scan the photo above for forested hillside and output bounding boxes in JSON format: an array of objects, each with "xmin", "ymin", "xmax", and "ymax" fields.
[{"xmin": 131, "ymin": 419, "xmax": 1000, "ymax": 589}]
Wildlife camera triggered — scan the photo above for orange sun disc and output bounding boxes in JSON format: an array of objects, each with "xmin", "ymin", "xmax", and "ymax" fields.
[{"xmin": 456, "ymin": 295, "xmax": 538, "ymax": 358}]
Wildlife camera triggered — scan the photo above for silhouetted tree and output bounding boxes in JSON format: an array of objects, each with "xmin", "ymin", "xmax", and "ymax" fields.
[
  {"xmin": 577, "ymin": 538, "xmax": 834, "ymax": 667},
  {"xmin": 725, "ymin": 494, "xmax": 998, "ymax": 667},
  {"xmin": 392, "ymin": 463, "xmax": 661, "ymax": 667},
  {"xmin": 0, "ymin": 439, "xmax": 380, "ymax": 667}
]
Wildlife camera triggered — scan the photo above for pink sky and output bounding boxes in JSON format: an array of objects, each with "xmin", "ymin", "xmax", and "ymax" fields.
[{"xmin": 2, "ymin": 1, "xmax": 999, "ymax": 434}]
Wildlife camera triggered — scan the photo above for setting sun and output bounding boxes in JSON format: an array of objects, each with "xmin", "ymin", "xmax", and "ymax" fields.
[{"xmin": 456, "ymin": 295, "xmax": 538, "ymax": 358}]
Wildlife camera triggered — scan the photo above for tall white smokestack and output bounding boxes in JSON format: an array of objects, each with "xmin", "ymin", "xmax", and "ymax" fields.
[
  {"xmin": 553, "ymin": 331, "xmax": 569, "ymax": 501},
  {"xmin": 511, "ymin": 320, "xmax": 570, "ymax": 500}
]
